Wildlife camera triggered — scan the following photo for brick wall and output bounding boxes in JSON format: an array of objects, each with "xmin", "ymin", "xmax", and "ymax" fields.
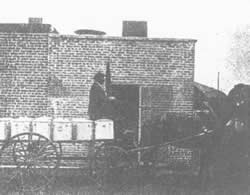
[
  {"xmin": 0, "ymin": 33, "xmax": 195, "ymax": 119},
  {"xmin": 0, "ymin": 33, "xmax": 48, "ymax": 117},
  {"xmin": 48, "ymin": 34, "xmax": 196, "ymax": 119}
]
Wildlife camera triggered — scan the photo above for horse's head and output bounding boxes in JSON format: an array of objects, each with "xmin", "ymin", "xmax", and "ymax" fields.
[
  {"xmin": 212, "ymin": 84, "xmax": 250, "ymax": 147},
  {"xmin": 228, "ymin": 84, "xmax": 250, "ymax": 114},
  {"xmin": 226, "ymin": 84, "xmax": 250, "ymax": 132}
]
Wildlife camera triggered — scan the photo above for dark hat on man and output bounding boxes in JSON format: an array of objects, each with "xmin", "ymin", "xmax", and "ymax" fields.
[{"xmin": 94, "ymin": 71, "xmax": 105, "ymax": 81}]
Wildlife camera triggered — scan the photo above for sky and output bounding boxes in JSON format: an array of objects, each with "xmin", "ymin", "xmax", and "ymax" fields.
[{"xmin": 1, "ymin": 0, "xmax": 250, "ymax": 93}]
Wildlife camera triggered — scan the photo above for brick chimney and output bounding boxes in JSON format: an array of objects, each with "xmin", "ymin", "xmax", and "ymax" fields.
[
  {"xmin": 28, "ymin": 17, "xmax": 43, "ymax": 24},
  {"xmin": 122, "ymin": 21, "xmax": 147, "ymax": 37}
]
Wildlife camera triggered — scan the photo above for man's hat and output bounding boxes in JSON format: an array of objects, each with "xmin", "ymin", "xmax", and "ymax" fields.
[{"xmin": 94, "ymin": 71, "xmax": 105, "ymax": 80}]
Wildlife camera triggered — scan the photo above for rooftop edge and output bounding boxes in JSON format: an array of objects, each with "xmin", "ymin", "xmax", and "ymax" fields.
[{"xmin": 48, "ymin": 33, "xmax": 197, "ymax": 42}]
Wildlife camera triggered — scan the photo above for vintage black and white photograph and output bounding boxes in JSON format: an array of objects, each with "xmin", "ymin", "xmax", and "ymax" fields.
[{"xmin": 0, "ymin": 0, "xmax": 249, "ymax": 194}]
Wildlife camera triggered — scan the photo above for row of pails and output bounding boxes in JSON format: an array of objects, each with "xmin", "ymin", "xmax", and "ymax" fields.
[{"xmin": 0, "ymin": 117, "xmax": 114, "ymax": 141}]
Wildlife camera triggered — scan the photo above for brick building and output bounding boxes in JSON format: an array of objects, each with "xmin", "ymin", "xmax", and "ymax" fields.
[{"xmin": 0, "ymin": 19, "xmax": 196, "ymax": 133}]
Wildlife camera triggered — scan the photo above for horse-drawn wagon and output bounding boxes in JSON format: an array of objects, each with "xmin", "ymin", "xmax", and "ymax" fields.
[
  {"xmin": 0, "ymin": 114, "xmax": 205, "ymax": 193},
  {"xmin": 2, "ymin": 82, "xmax": 249, "ymax": 193}
]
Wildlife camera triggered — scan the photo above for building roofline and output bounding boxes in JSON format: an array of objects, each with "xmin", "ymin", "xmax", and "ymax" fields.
[
  {"xmin": 0, "ymin": 23, "xmax": 51, "ymax": 25},
  {"xmin": 48, "ymin": 33, "xmax": 197, "ymax": 43},
  {"xmin": 0, "ymin": 32, "xmax": 197, "ymax": 42},
  {"xmin": 0, "ymin": 32, "xmax": 50, "ymax": 36}
]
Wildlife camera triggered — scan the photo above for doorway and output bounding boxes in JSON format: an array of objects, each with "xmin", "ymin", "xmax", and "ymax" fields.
[{"xmin": 111, "ymin": 85, "xmax": 139, "ymax": 139}]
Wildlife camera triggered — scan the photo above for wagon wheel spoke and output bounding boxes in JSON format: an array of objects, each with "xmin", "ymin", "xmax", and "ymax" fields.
[
  {"xmin": 13, "ymin": 149, "xmax": 26, "ymax": 158},
  {"xmin": 37, "ymin": 142, "xmax": 52, "ymax": 155},
  {"xmin": 13, "ymin": 142, "xmax": 31, "ymax": 165},
  {"xmin": 14, "ymin": 141, "xmax": 28, "ymax": 155},
  {"xmin": 34, "ymin": 147, "xmax": 58, "ymax": 169},
  {"xmin": 36, "ymin": 135, "xmax": 41, "ymax": 143},
  {"xmin": 15, "ymin": 137, "xmax": 29, "ymax": 154},
  {"xmin": 37, "ymin": 144, "xmax": 56, "ymax": 155},
  {"xmin": 36, "ymin": 151, "xmax": 57, "ymax": 161}
]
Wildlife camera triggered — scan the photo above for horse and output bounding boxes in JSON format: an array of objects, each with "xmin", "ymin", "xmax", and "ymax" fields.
[{"xmin": 198, "ymin": 84, "xmax": 250, "ymax": 190}]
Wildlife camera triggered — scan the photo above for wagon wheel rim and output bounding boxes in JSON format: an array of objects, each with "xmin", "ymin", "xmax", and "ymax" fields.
[
  {"xmin": 94, "ymin": 144, "xmax": 132, "ymax": 192},
  {"xmin": 1, "ymin": 132, "xmax": 60, "ymax": 192}
]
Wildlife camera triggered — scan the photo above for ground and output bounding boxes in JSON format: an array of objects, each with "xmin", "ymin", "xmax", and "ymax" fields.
[{"xmin": 0, "ymin": 168, "xmax": 249, "ymax": 195}]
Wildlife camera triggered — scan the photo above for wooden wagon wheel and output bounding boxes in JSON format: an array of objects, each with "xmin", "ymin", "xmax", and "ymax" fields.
[
  {"xmin": 0, "ymin": 132, "xmax": 60, "ymax": 192},
  {"xmin": 93, "ymin": 144, "xmax": 132, "ymax": 193}
]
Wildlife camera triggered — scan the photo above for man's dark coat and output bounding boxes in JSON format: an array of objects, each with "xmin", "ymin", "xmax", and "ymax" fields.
[{"xmin": 88, "ymin": 82, "xmax": 108, "ymax": 120}]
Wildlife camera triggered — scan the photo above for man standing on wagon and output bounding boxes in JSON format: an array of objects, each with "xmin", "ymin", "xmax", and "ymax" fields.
[
  {"xmin": 88, "ymin": 71, "xmax": 115, "ymax": 120},
  {"xmin": 87, "ymin": 71, "xmax": 116, "ymax": 173}
]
